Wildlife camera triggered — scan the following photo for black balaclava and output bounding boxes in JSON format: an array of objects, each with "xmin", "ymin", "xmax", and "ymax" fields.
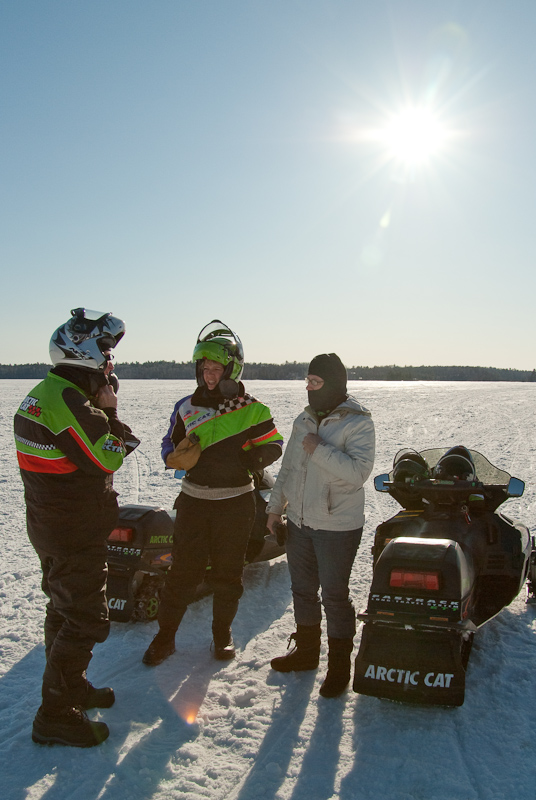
[{"xmin": 307, "ymin": 353, "xmax": 348, "ymax": 416}]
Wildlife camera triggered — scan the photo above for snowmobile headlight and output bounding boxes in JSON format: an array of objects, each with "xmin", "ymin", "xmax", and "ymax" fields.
[
  {"xmin": 390, "ymin": 570, "xmax": 440, "ymax": 591},
  {"xmin": 108, "ymin": 526, "xmax": 134, "ymax": 542}
]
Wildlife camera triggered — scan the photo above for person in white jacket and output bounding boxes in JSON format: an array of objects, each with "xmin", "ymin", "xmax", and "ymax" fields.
[{"xmin": 266, "ymin": 353, "xmax": 375, "ymax": 698}]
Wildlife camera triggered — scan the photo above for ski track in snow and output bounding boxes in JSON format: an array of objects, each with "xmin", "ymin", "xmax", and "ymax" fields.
[{"xmin": 1, "ymin": 379, "xmax": 536, "ymax": 800}]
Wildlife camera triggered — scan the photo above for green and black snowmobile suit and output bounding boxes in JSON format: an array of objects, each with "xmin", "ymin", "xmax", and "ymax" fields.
[
  {"xmin": 162, "ymin": 382, "xmax": 283, "ymax": 486},
  {"xmin": 157, "ymin": 382, "xmax": 283, "ymax": 633},
  {"xmin": 13, "ymin": 366, "xmax": 140, "ymax": 710},
  {"xmin": 14, "ymin": 367, "xmax": 139, "ymax": 551}
]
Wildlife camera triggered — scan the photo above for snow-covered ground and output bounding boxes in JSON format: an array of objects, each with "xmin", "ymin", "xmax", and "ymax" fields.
[{"xmin": 1, "ymin": 379, "xmax": 536, "ymax": 800}]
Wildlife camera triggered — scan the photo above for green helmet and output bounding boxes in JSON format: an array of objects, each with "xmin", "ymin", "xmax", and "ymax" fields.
[{"xmin": 193, "ymin": 320, "xmax": 244, "ymax": 385}]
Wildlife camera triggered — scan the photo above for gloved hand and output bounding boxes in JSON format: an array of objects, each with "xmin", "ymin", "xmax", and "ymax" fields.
[
  {"xmin": 267, "ymin": 512, "xmax": 287, "ymax": 545},
  {"xmin": 274, "ymin": 521, "xmax": 288, "ymax": 546},
  {"xmin": 240, "ymin": 442, "xmax": 281, "ymax": 472},
  {"xmin": 166, "ymin": 433, "xmax": 201, "ymax": 470},
  {"xmin": 240, "ymin": 448, "xmax": 265, "ymax": 471}
]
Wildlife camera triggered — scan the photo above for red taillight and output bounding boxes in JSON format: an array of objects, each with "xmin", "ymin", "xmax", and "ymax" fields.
[
  {"xmin": 390, "ymin": 570, "xmax": 440, "ymax": 591},
  {"xmin": 108, "ymin": 527, "xmax": 134, "ymax": 542}
]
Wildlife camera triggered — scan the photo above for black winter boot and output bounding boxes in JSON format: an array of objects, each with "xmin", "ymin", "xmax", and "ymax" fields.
[
  {"xmin": 36, "ymin": 669, "xmax": 109, "ymax": 748},
  {"xmin": 270, "ymin": 624, "xmax": 321, "ymax": 672},
  {"xmin": 212, "ymin": 624, "xmax": 236, "ymax": 660},
  {"xmin": 319, "ymin": 637, "xmax": 353, "ymax": 698},
  {"xmin": 32, "ymin": 705, "xmax": 109, "ymax": 748},
  {"xmin": 212, "ymin": 596, "xmax": 239, "ymax": 660},
  {"xmin": 142, "ymin": 628, "xmax": 176, "ymax": 666},
  {"xmin": 72, "ymin": 676, "xmax": 115, "ymax": 710}
]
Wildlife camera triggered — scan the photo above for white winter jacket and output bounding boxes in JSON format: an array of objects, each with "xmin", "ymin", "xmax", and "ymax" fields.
[{"xmin": 266, "ymin": 396, "xmax": 375, "ymax": 531}]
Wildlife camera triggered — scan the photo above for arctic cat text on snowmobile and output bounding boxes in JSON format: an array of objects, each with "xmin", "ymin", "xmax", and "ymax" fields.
[
  {"xmin": 353, "ymin": 446, "xmax": 535, "ymax": 707},
  {"xmin": 106, "ymin": 470, "xmax": 284, "ymax": 622}
]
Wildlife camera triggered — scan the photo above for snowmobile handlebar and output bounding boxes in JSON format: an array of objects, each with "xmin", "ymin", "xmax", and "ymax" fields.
[{"xmin": 374, "ymin": 474, "xmax": 524, "ymax": 498}]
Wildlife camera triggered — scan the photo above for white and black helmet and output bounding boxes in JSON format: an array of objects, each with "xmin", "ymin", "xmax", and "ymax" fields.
[{"xmin": 49, "ymin": 308, "xmax": 125, "ymax": 371}]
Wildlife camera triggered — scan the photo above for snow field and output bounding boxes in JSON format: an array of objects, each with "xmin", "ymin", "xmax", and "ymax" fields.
[{"xmin": 1, "ymin": 379, "xmax": 536, "ymax": 800}]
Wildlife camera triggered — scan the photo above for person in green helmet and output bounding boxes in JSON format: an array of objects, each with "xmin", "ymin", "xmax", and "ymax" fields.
[{"xmin": 142, "ymin": 320, "xmax": 283, "ymax": 667}]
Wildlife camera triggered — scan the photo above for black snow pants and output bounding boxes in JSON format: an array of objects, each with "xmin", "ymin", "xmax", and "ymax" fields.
[
  {"xmin": 34, "ymin": 539, "xmax": 110, "ymax": 711},
  {"xmin": 158, "ymin": 491, "xmax": 256, "ymax": 633}
]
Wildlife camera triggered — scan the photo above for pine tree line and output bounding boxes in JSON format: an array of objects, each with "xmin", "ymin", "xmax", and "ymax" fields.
[{"xmin": 1, "ymin": 362, "xmax": 535, "ymax": 382}]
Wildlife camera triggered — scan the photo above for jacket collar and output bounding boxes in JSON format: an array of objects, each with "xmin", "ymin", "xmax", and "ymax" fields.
[{"xmin": 305, "ymin": 394, "xmax": 371, "ymax": 422}]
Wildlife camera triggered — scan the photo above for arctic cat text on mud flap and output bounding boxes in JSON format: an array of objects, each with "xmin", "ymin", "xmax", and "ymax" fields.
[
  {"xmin": 106, "ymin": 470, "xmax": 285, "ymax": 622},
  {"xmin": 353, "ymin": 447, "xmax": 534, "ymax": 707}
]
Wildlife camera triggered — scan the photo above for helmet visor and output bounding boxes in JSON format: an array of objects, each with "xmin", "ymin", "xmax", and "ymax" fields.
[
  {"xmin": 194, "ymin": 320, "xmax": 243, "ymax": 361},
  {"xmin": 197, "ymin": 320, "xmax": 242, "ymax": 353},
  {"xmin": 193, "ymin": 341, "xmax": 234, "ymax": 366}
]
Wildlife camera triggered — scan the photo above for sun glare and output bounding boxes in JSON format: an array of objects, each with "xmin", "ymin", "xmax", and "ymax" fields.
[{"xmin": 379, "ymin": 107, "xmax": 447, "ymax": 167}]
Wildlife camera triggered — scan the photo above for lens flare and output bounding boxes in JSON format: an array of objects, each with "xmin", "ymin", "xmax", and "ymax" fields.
[{"xmin": 379, "ymin": 107, "xmax": 447, "ymax": 166}]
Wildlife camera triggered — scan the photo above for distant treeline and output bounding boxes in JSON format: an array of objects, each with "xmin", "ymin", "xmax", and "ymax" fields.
[{"xmin": 1, "ymin": 361, "xmax": 535, "ymax": 382}]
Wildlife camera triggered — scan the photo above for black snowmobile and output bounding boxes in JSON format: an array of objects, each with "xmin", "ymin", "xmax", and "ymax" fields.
[
  {"xmin": 353, "ymin": 446, "xmax": 536, "ymax": 707},
  {"xmin": 106, "ymin": 470, "xmax": 284, "ymax": 622}
]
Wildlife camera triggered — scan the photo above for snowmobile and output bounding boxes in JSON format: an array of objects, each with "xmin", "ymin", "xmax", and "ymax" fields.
[
  {"xmin": 353, "ymin": 446, "xmax": 536, "ymax": 707},
  {"xmin": 106, "ymin": 470, "xmax": 284, "ymax": 622}
]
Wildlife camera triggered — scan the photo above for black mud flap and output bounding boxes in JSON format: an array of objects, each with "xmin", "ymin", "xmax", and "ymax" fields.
[
  {"xmin": 107, "ymin": 569, "xmax": 136, "ymax": 622},
  {"xmin": 353, "ymin": 623, "xmax": 466, "ymax": 706}
]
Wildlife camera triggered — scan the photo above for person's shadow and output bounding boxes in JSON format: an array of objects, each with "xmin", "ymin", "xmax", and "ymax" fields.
[
  {"xmin": 0, "ymin": 555, "xmax": 294, "ymax": 800},
  {"xmin": 288, "ymin": 696, "xmax": 345, "ymax": 800},
  {"xmin": 0, "ymin": 643, "xmax": 216, "ymax": 800},
  {"xmin": 229, "ymin": 670, "xmax": 318, "ymax": 800}
]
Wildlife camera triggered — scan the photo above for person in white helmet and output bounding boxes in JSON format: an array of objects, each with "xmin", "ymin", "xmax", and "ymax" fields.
[{"xmin": 14, "ymin": 308, "xmax": 139, "ymax": 748}]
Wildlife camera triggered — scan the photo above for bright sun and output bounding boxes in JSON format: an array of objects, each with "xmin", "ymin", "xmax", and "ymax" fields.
[{"xmin": 378, "ymin": 107, "xmax": 447, "ymax": 167}]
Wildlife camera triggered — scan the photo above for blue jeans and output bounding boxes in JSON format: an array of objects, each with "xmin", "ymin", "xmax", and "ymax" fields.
[{"xmin": 285, "ymin": 519, "xmax": 363, "ymax": 639}]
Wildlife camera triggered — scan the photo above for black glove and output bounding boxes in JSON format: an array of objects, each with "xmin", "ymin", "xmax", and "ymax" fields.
[
  {"xmin": 107, "ymin": 373, "xmax": 119, "ymax": 393},
  {"xmin": 240, "ymin": 443, "xmax": 280, "ymax": 471},
  {"xmin": 274, "ymin": 521, "xmax": 288, "ymax": 546},
  {"xmin": 240, "ymin": 448, "xmax": 264, "ymax": 471}
]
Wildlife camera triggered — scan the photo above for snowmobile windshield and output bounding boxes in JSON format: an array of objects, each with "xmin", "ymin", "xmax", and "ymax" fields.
[
  {"xmin": 418, "ymin": 448, "xmax": 511, "ymax": 485},
  {"xmin": 387, "ymin": 448, "xmax": 511, "ymax": 485}
]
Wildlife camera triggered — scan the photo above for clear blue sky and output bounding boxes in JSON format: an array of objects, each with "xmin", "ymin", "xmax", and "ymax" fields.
[{"xmin": 1, "ymin": 1, "xmax": 535, "ymax": 369}]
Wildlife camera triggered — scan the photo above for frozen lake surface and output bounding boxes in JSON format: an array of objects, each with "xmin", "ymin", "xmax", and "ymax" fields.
[{"xmin": 1, "ymin": 379, "xmax": 536, "ymax": 800}]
